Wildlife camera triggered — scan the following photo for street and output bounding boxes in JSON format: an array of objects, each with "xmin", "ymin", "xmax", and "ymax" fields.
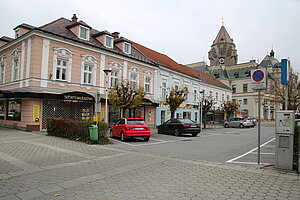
[
  {"xmin": 0, "ymin": 126, "xmax": 299, "ymax": 200},
  {"xmin": 109, "ymin": 125, "xmax": 276, "ymax": 166}
]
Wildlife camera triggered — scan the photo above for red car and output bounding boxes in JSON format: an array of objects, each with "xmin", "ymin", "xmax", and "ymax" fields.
[{"xmin": 110, "ymin": 118, "xmax": 150, "ymax": 141}]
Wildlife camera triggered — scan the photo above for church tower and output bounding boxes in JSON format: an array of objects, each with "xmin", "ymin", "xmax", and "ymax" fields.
[{"xmin": 208, "ymin": 24, "xmax": 238, "ymax": 66}]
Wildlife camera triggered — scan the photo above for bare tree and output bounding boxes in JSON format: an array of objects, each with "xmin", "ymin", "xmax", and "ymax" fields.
[
  {"xmin": 221, "ymin": 100, "xmax": 240, "ymax": 120},
  {"xmin": 166, "ymin": 87, "xmax": 188, "ymax": 118},
  {"xmin": 201, "ymin": 97, "xmax": 216, "ymax": 129}
]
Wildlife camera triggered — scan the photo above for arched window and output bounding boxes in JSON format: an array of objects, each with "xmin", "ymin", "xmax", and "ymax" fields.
[
  {"xmin": 144, "ymin": 71, "xmax": 153, "ymax": 94},
  {"xmin": 53, "ymin": 48, "xmax": 74, "ymax": 82},
  {"xmin": 11, "ymin": 49, "xmax": 21, "ymax": 81},
  {"xmin": 81, "ymin": 55, "xmax": 98, "ymax": 85},
  {"xmin": 129, "ymin": 67, "xmax": 139, "ymax": 90},
  {"xmin": 109, "ymin": 61, "xmax": 122, "ymax": 88}
]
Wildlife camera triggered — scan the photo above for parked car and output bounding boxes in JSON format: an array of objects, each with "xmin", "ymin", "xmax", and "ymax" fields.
[
  {"xmin": 157, "ymin": 118, "xmax": 200, "ymax": 137},
  {"xmin": 224, "ymin": 117, "xmax": 254, "ymax": 128},
  {"xmin": 247, "ymin": 116, "xmax": 257, "ymax": 126},
  {"xmin": 110, "ymin": 118, "xmax": 150, "ymax": 141},
  {"xmin": 295, "ymin": 119, "xmax": 300, "ymax": 127}
]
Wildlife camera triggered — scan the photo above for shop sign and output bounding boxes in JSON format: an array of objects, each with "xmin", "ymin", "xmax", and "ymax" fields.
[
  {"xmin": 62, "ymin": 92, "xmax": 95, "ymax": 102},
  {"xmin": 32, "ymin": 105, "xmax": 40, "ymax": 122}
]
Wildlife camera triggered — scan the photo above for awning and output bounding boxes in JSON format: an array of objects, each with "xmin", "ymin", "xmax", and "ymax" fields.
[{"xmin": 140, "ymin": 98, "xmax": 159, "ymax": 107}]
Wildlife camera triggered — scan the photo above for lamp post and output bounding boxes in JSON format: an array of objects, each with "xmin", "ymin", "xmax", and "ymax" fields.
[
  {"xmin": 103, "ymin": 69, "xmax": 111, "ymax": 123},
  {"xmin": 199, "ymin": 90, "xmax": 204, "ymax": 131}
]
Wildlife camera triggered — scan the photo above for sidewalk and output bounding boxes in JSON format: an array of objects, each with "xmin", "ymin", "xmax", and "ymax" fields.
[{"xmin": 0, "ymin": 127, "xmax": 299, "ymax": 200}]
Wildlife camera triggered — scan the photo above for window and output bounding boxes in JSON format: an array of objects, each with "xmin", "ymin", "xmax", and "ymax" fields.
[
  {"xmin": 232, "ymin": 85, "xmax": 236, "ymax": 93},
  {"xmin": 83, "ymin": 64, "xmax": 93, "ymax": 84},
  {"xmin": 79, "ymin": 26, "xmax": 89, "ymax": 40},
  {"xmin": 161, "ymin": 110, "xmax": 166, "ymax": 124},
  {"xmin": 245, "ymin": 70, "xmax": 251, "ymax": 77},
  {"xmin": 227, "ymin": 95, "xmax": 230, "ymax": 101},
  {"xmin": 243, "ymin": 84, "xmax": 248, "ymax": 92},
  {"xmin": 162, "ymin": 81, "xmax": 167, "ymax": 99},
  {"xmin": 234, "ymin": 72, "xmax": 239, "ymax": 78},
  {"xmin": 0, "ymin": 100, "xmax": 5, "ymax": 120},
  {"xmin": 195, "ymin": 112, "xmax": 198, "ymax": 122},
  {"xmin": 193, "ymin": 90, "xmax": 197, "ymax": 102},
  {"xmin": 145, "ymin": 76, "xmax": 151, "ymax": 94},
  {"xmin": 105, "ymin": 35, "xmax": 113, "ymax": 48},
  {"xmin": 222, "ymin": 94, "xmax": 224, "ymax": 101},
  {"xmin": 244, "ymin": 98, "xmax": 248, "ymax": 105},
  {"xmin": 174, "ymin": 85, "xmax": 179, "ymax": 90},
  {"xmin": 183, "ymin": 111, "xmax": 192, "ymax": 120},
  {"xmin": 7, "ymin": 100, "xmax": 21, "ymax": 121},
  {"xmin": 124, "ymin": 42, "xmax": 131, "ymax": 54},
  {"xmin": 56, "ymin": 59, "xmax": 67, "ymax": 81},
  {"xmin": 111, "ymin": 70, "xmax": 119, "ymax": 88},
  {"xmin": 214, "ymin": 72, "xmax": 219, "ymax": 78},
  {"xmin": 0, "ymin": 63, "xmax": 4, "ymax": 83},
  {"xmin": 216, "ymin": 92, "xmax": 218, "ymax": 101},
  {"xmin": 130, "ymin": 71, "xmax": 138, "ymax": 90},
  {"xmin": 209, "ymin": 91, "xmax": 213, "ymax": 97}
]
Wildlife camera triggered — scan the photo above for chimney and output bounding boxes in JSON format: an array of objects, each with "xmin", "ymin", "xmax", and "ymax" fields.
[
  {"xmin": 112, "ymin": 32, "xmax": 120, "ymax": 39},
  {"xmin": 72, "ymin": 14, "xmax": 78, "ymax": 22}
]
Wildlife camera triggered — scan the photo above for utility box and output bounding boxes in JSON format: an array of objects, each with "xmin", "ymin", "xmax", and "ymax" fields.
[{"xmin": 275, "ymin": 110, "xmax": 295, "ymax": 170}]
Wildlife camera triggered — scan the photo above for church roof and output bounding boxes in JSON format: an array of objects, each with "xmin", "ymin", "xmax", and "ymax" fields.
[
  {"xmin": 260, "ymin": 55, "xmax": 280, "ymax": 68},
  {"xmin": 212, "ymin": 25, "xmax": 234, "ymax": 45}
]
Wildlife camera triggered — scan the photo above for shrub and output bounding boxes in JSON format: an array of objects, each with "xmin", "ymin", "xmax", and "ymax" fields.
[{"xmin": 47, "ymin": 118, "xmax": 113, "ymax": 145}]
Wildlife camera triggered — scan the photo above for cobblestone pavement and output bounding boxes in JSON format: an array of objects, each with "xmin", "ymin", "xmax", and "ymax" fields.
[{"xmin": 0, "ymin": 127, "xmax": 299, "ymax": 200}]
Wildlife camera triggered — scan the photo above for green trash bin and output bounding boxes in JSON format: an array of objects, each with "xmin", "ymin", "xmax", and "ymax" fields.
[{"xmin": 89, "ymin": 124, "xmax": 98, "ymax": 141}]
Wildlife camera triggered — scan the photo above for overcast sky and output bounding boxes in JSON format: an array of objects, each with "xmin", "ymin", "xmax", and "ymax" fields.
[{"xmin": 1, "ymin": 0, "xmax": 300, "ymax": 73}]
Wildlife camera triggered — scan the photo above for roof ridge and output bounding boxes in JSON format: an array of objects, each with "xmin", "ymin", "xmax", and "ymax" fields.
[
  {"xmin": 132, "ymin": 41, "xmax": 168, "ymax": 58},
  {"xmin": 39, "ymin": 17, "xmax": 68, "ymax": 29}
]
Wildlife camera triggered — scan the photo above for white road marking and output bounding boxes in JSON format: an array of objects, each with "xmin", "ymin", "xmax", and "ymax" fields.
[
  {"xmin": 110, "ymin": 133, "xmax": 224, "ymax": 147},
  {"xmin": 226, "ymin": 138, "xmax": 275, "ymax": 163},
  {"xmin": 249, "ymin": 152, "xmax": 275, "ymax": 155},
  {"xmin": 228, "ymin": 161, "xmax": 270, "ymax": 165}
]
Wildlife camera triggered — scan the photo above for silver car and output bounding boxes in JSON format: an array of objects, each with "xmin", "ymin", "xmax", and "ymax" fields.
[{"xmin": 224, "ymin": 117, "xmax": 254, "ymax": 128}]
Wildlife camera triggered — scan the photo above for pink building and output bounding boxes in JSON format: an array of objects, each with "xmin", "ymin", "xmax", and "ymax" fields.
[{"xmin": 0, "ymin": 15, "xmax": 158, "ymax": 131}]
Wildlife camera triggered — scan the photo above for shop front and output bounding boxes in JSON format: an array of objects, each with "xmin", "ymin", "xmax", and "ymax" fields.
[
  {"xmin": 156, "ymin": 103, "xmax": 200, "ymax": 126},
  {"xmin": 0, "ymin": 90, "xmax": 95, "ymax": 131}
]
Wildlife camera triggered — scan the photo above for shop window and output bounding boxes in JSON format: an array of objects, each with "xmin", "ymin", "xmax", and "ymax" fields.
[
  {"xmin": 195, "ymin": 112, "xmax": 198, "ymax": 122},
  {"xmin": 161, "ymin": 110, "xmax": 166, "ymax": 124},
  {"xmin": 0, "ymin": 101, "xmax": 5, "ymax": 119},
  {"xmin": 7, "ymin": 100, "xmax": 21, "ymax": 121},
  {"xmin": 183, "ymin": 111, "xmax": 192, "ymax": 120}
]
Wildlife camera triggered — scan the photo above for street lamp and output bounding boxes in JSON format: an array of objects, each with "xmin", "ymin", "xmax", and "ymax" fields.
[
  {"xmin": 199, "ymin": 90, "xmax": 205, "ymax": 131},
  {"xmin": 103, "ymin": 69, "xmax": 111, "ymax": 123}
]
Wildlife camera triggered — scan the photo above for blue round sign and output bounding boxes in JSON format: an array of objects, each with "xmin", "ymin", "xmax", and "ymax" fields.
[{"xmin": 252, "ymin": 70, "xmax": 264, "ymax": 82}]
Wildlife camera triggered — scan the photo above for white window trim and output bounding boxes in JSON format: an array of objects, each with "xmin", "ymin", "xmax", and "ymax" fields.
[
  {"xmin": 81, "ymin": 55, "xmax": 98, "ymax": 86},
  {"xmin": 123, "ymin": 42, "xmax": 131, "ymax": 54},
  {"xmin": 0, "ymin": 56, "xmax": 6, "ymax": 84},
  {"xmin": 53, "ymin": 48, "xmax": 74, "ymax": 82},
  {"xmin": 11, "ymin": 49, "xmax": 21, "ymax": 81},
  {"xmin": 144, "ymin": 71, "xmax": 153, "ymax": 95},
  {"xmin": 105, "ymin": 35, "xmax": 114, "ymax": 48},
  {"xmin": 161, "ymin": 79, "xmax": 167, "ymax": 100},
  {"xmin": 129, "ymin": 66, "xmax": 140, "ymax": 90},
  {"xmin": 79, "ymin": 25, "xmax": 90, "ymax": 41},
  {"xmin": 108, "ymin": 61, "xmax": 122, "ymax": 88}
]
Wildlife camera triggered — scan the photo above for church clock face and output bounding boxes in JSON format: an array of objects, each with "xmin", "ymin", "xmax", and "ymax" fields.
[{"xmin": 219, "ymin": 57, "xmax": 225, "ymax": 64}]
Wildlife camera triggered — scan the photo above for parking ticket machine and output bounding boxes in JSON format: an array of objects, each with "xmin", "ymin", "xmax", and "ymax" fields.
[{"xmin": 275, "ymin": 110, "xmax": 295, "ymax": 170}]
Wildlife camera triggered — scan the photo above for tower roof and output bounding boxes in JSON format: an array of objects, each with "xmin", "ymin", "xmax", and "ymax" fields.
[{"xmin": 212, "ymin": 25, "xmax": 234, "ymax": 45}]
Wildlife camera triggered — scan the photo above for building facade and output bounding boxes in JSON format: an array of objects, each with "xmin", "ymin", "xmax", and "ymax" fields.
[{"xmin": 0, "ymin": 15, "xmax": 232, "ymax": 131}]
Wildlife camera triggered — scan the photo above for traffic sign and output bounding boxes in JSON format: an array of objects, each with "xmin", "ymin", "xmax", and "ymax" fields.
[{"xmin": 251, "ymin": 69, "xmax": 267, "ymax": 90}]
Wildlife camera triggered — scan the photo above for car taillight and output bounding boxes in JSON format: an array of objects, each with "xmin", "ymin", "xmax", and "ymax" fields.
[
  {"xmin": 183, "ymin": 124, "xmax": 190, "ymax": 127},
  {"xmin": 243, "ymin": 120, "xmax": 247, "ymax": 122},
  {"xmin": 197, "ymin": 124, "xmax": 201, "ymax": 127}
]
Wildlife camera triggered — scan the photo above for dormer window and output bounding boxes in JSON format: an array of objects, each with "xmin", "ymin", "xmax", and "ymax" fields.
[
  {"xmin": 245, "ymin": 70, "xmax": 250, "ymax": 77},
  {"xmin": 15, "ymin": 29, "xmax": 20, "ymax": 38},
  {"xmin": 214, "ymin": 72, "xmax": 219, "ymax": 78},
  {"xmin": 234, "ymin": 72, "xmax": 239, "ymax": 78},
  {"xmin": 79, "ymin": 26, "xmax": 89, "ymax": 41},
  {"xmin": 105, "ymin": 35, "xmax": 113, "ymax": 48},
  {"xmin": 124, "ymin": 42, "xmax": 131, "ymax": 54}
]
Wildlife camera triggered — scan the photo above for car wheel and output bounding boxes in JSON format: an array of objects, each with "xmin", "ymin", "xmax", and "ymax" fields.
[
  {"xmin": 224, "ymin": 124, "xmax": 229, "ymax": 128},
  {"xmin": 174, "ymin": 129, "xmax": 180, "ymax": 136},
  {"xmin": 144, "ymin": 137, "xmax": 149, "ymax": 141},
  {"xmin": 239, "ymin": 124, "xmax": 244, "ymax": 128},
  {"xmin": 192, "ymin": 133, "xmax": 198, "ymax": 137},
  {"xmin": 157, "ymin": 129, "xmax": 161, "ymax": 134},
  {"xmin": 120, "ymin": 132, "xmax": 125, "ymax": 141}
]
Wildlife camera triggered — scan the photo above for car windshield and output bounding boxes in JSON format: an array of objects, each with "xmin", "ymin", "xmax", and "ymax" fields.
[
  {"xmin": 127, "ymin": 119, "xmax": 146, "ymax": 125},
  {"xmin": 178, "ymin": 119, "xmax": 194, "ymax": 124}
]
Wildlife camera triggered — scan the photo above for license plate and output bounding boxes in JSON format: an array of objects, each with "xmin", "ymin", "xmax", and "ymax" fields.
[
  {"xmin": 135, "ymin": 128, "xmax": 144, "ymax": 130},
  {"xmin": 190, "ymin": 125, "xmax": 197, "ymax": 127}
]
